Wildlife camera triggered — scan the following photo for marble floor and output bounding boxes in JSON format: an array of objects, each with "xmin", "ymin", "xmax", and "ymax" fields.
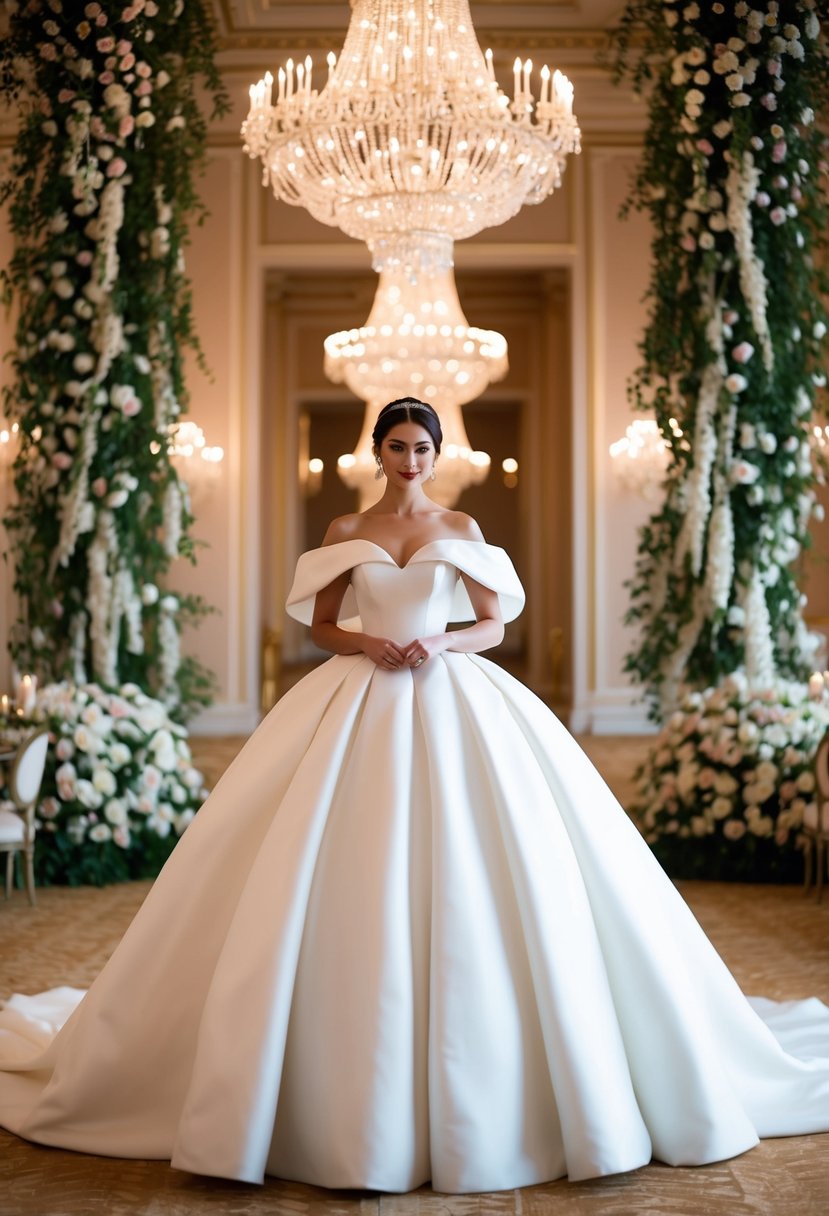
[{"xmin": 0, "ymin": 735, "xmax": 827, "ymax": 1216}]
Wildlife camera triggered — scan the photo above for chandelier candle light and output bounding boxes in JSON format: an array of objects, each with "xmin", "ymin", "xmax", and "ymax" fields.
[{"xmin": 243, "ymin": 0, "xmax": 580, "ymax": 505}]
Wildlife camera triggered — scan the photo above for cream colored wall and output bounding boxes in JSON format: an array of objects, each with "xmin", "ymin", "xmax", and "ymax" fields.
[{"xmin": 570, "ymin": 145, "xmax": 657, "ymax": 733}]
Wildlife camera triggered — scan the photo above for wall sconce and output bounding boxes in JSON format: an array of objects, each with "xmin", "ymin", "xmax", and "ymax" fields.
[
  {"xmin": 608, "ymin": 418, "xmax": 675, "ymax": 499},
  {"xmin": 0, "ymin": 419, "xmax": 19, "ymax": 467},
  {"xmin": 501, "ymin": 457, "xmax": 518, "ymax": 489},
  {"xmin": 306, "ymin": 457, "xmax": 324, "ymax": 496},
  {"xmin": 149, "ymin": 421, "xmax": 224, "ymax": 482}
]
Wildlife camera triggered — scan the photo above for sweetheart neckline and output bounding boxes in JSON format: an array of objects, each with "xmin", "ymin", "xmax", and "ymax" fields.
[{"xmin": 323, "ymin": 537, "xmax": 487, "ymax": 571}]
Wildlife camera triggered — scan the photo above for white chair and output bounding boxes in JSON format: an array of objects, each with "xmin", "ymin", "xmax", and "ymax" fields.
[
  {"xmin": 0, "ymin": 727, "xmax": 49, "ymax": 906},
  {"xmin": 801, "ymin": 728, "xmax": 829, "ymax": 902}
]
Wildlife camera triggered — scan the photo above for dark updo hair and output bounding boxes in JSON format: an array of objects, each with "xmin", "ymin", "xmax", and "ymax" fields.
[{"xmin": 372, "ymin": 397, "xmax": 443, "ymax": 454}]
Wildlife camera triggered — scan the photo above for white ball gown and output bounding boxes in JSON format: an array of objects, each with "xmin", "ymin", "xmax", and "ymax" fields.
[{"xmin": 1, "ymin": 538, "xmax": 828, "ymax": 1194}]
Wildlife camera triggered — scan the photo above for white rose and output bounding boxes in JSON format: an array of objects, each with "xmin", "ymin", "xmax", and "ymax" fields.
[
  {"xmin": 76, "ymin": 779, "xmax": 103, "ymax": 810},
  {"xmin": 108, "ymin": 743, "xmax": 132, "ymax": 769},
  {"xmin": 723, "ymin": 820, "xmax": 747, "ymax": 841},
  {"xmin": 104, "ymin": 799, "xmax": 128, "ymax": 826},
  {"xmin": 88, "ymin": 823, "xmax": 113, "ymax": 843},
  {"xmin": 92, "ymin": 767, "xmax": 117, "ymax": 796}
]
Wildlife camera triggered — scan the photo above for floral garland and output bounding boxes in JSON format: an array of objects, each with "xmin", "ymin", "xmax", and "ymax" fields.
[
  {"xmin": 632, "ymin": 674, "xmax": 827, "ymax": 881},
  {"xmin": 612, "ymin": 0, "xmax": 829, "ymax": 715},
  {"xmin": 0, "ymin": 681, "xmax": 208, "ymax": 886},
  {"xmin": 0, "ymin": 0, "xmax": 228, "ymax": 717}
]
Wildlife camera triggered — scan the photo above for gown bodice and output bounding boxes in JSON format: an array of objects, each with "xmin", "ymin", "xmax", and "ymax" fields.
[
  {"xmin": 285, "ymin": 539, "xmax": 525, "ymax": 642},
  {"xmin": 350, "ymin": 561, "xmax": 460, "ymax": 640}
]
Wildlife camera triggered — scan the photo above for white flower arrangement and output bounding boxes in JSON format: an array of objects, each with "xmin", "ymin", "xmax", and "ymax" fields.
[
  {"xmin": 614, "ymin": 0, "xmax": 829, "ymax": 716},
  {"xmin": 633, "ymin": 675, "xmax": 828, "ymax": 880},
  {"xmin": 0, "ymin": 0, "xmax": 227, "ymax": 720},
  {"xmin": 0, "ymin": 681, "xmax": 209, "ymax": 886}
]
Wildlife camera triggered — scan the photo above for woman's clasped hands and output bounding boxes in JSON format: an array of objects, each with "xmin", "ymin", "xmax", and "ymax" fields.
[{"xmin": 361, "ymin": 634, "xmax": 450, "ymax": 671}]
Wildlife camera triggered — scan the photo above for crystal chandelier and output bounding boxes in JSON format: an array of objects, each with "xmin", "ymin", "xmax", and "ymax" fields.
[
  {"xmin": 242, "ymin": 1, "xmax": 581, "ymax": 259},
  {"xmin": 243, "ymin": 0, "xmax": 580, "ymax": 506}
]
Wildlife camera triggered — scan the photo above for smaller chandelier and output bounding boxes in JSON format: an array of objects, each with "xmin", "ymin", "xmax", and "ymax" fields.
[{"xmin": 324, "ymin": 233, "xmax": 507, "ymax": 411}]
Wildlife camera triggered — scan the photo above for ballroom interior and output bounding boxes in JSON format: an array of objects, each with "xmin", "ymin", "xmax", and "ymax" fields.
[
  {"xmin": 6, "ymin": 0, "xmax": 827, "ymax": 738},
  {"xmin": 0, "ymin": 2, "xmax": 828, "ymax": 1214}
]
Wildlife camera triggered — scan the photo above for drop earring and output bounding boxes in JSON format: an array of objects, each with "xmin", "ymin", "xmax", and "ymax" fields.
[
  {"xmin": 430, "ymin": 462, "xmax": 437, "ymax": 481},
  {"xmin": 375, "ymin": 455, "xmax": 385, "ymax": 481}
]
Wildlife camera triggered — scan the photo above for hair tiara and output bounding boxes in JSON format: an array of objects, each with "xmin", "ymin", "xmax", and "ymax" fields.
[{"xmin": 380, "ymin": 398, "xmax": 434, "ymax": 415}]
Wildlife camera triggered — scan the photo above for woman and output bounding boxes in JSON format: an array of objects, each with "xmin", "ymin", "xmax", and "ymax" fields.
[{"xmin": 0, "ymin": 397, "xmax": 828, "ymax": 1194}]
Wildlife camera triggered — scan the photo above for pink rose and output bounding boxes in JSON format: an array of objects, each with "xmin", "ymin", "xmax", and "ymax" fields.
[
  {"xmin": 98, "ymin": 71, "xmax": 115, "ymax": 85},
  {"xmin": 91, "ymin": 477, "xmax": 108, "ymax": 498},
  {"xmin": 86, "ymin": 3, "xmax": 103, "ymax": 15},
  {"xmin": 120, "ymin": 53, "xmax": 136, "ymax": 71},
  {"xmin": 696, "ymin": 139, "xmax": 714, "ymax": 156},
  {"xmin": 767, "ymin": 59, "xmax": 781, "ymax": 76},
  {"xmin": 76, "ymin": 250, "xmax": 93, "ymax": 266},
  {"xmin": 116, "ymin": 40, "xmax": 132, "ymax": 56},
  {"xmin": 96, "ymin": 12, "xmax": 107, "ymax": 25},
  {"xmin": 772, "ymin": 140, "xmax": 787, "ymax": 163},
  {"xmin": 58, "ymin": 89, "xmax": 76, "ymax": 104},
  {"xmin": 107, "ymin": 157, "xmax": 127, "ymax": 178},
  {"xmin": 732, "ymin": 341, "xmax": 755, "ymax": 364},
  {"xmin": 121, "ymin": 397, "xmax": 141, "ymax": 418},
  {"xmin": 119, "ymin": 115, "xmax": 134, "ymax": 138},
  {"xmin": 51, "ymin": 599, "xmax": 65, "ymax": 619},
  {"xmin": 96, "ymin": 36, "xmax": 115, "ymax": 52},
  {"xmin": 136, "ymin": 62, "xmax": 152, "ymax": 78},
  {"xmin": 769, "ymin": 207, "xmax": 787, "ymax": 226},
  {"xmin": 52, "ymin": 452, "xmax": 73, "ymax": 470},
  {"xmin": 680, "ymin": 234, "xmax": 697, "ymax": 252},
  {"xmin": 135, "ymin": 80, "xmax": 152, "ymax": 97},
  {"xmin": 40, "ymin": 43, "xmax": 58, "ymax": 61}
]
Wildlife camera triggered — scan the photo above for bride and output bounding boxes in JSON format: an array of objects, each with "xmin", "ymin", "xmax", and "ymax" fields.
[{"xmin": 0, "ymin": 396, "xmax": 828, "ymax": 1194}]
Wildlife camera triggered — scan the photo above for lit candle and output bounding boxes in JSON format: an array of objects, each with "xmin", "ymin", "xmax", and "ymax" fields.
[
  {"xmin": 304, "ymin": 55, "xmax": 312, "ymax": 97},
  {"xmin": 809, "ymin": 671, "xmax": 825, "ymax": 698},
  {"xmin": 16, "ymin": 674, "xmax": 37, "ymax": 715},
  {"xmin": 513, "ymin": 56, "xmax": 521, "ymax": 100},
  {"xmin": 523, "ymin": 58, "xmax": 532, "ymax": 100},
  {"xmin": 327, "ymin": 51, "xmax": 336, "ymax": 82},
  {"xmin": 540, "ymin": 64, "xmax": 551, "ymax": 107},
  {"xmin": 0, "ymin": 694, "xmax": 9, "ymax": 718},
  {"xmin": 286, "ymin": 58, "xmax": 294, "ymax": 101},
  {"xmin": 277, "ymin": 66, "xmax": 286, "ymax": 103},
  {"xmin": 264, "ymin": 70, "xmax": 273, "ymax": 106}
]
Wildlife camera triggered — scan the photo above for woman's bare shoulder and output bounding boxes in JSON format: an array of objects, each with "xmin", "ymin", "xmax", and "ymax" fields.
[
  {"xmin": 441, "ymin": 511, "xmax": 485, "ymax": 542},
  {"xmin": 320, "ymin": 514, "xmax": 364, "ymax": 546}
]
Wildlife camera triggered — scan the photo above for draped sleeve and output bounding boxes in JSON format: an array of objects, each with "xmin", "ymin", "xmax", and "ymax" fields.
[
  {"xmin": 285, "ymin": 539, "xmax": 525, "ymax": 626},
  {"xmin": 285, "ymin": 542, "xmax": 364, "ymax": 626},
  {"xmin": 416, "ymin": 540, "xmax": 525, "ymax": 624}
]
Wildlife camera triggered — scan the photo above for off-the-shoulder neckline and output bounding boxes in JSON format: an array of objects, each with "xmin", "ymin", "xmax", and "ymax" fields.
[{"xmin": 316, "ymin": 537, "xmax": 490, "ymax": 571}]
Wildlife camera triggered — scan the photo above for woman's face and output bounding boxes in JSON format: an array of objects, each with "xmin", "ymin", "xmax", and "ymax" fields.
[{"xmin": 377, "ymin": 422, "xmax": 436, "ymax": 485}]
